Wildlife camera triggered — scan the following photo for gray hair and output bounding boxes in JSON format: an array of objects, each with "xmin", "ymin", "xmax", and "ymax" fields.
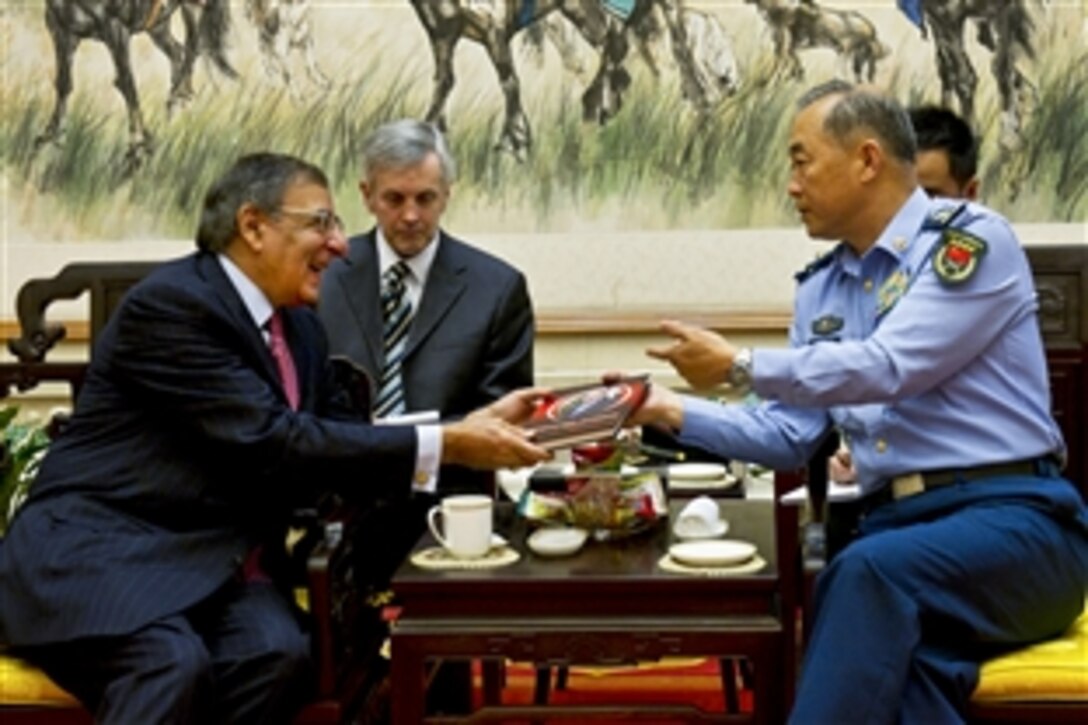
[
  {"xmin": 361, "ymin": 119, "xmax": 457, "ymax": 185},
  {"xmin": 797, "ymin": 81, "xmax": 917, "ymax": 164},
  {"xmin": 196, "ymin": 153, "xmax": 329, "ymax": 253}
]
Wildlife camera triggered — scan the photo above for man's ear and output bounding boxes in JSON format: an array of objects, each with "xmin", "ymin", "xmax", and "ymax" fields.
[
  {"xmin": 857, "ymin": 138, "xmax": 883, "ymax": 183},
  {"xmin": 964, "ymin": 177, "xmax": 980, "ymax": 201},
  {"xmin": 236, "ymin": 203, "xmax": 265, "ymax": 252}
]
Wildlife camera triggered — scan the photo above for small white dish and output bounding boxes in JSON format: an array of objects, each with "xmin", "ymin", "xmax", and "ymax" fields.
[
  {"xmin": 561, "ymin": 463, "xmax": 640, "ymax": 477},
  {"xmin": 668, "ymin": 462, "xmax": 728, "ymax": 481},
  {"xmin": 528, "ymin": 528, "xmax": 588, "ymax": 557},
  {"xmin": 673, "ymin": 519, "xmax": 729, "ymax": 541},
  {"xmin": 668, "ymin": 540, "xmax": 757, "ymax": 568},
  {"xmin": 491, "ymin": 534, "xmax": 508, "ymax": 548}
]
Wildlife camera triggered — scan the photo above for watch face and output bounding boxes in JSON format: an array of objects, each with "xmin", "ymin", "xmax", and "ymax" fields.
[{"xmin": 730, "ymin": 350, "xmax": 751, "ymax": 388}]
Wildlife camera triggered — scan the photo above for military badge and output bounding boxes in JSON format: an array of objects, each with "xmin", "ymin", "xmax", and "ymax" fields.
[
  {"xmin": 811, "ymin": 315, "xmax": 844, "ymax": 336},
  {"xmin": 933, "ymin": 229, "xmax": 987, "ymax": 285},
  {"xmin": 876, "ymin": 269, "xmax": 909, "ymax": 316}
]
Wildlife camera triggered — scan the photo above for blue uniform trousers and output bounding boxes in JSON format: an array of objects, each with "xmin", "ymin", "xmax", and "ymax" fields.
[
  {"xmin": 20, "ymin": 579, "xmax": 313, "ymax": 725},
  {"xmin": 790, "ymin": 475, "xmax": 1088, "ymax": 725}
]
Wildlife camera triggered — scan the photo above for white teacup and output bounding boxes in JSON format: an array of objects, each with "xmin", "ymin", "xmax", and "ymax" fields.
[
  {"xmin": 427, "ymin": 494, "xmax": 494, "ymax": 558},
  {"xmin": 674, "ymin": 496, "xmax": 726, "ymax": 540}
]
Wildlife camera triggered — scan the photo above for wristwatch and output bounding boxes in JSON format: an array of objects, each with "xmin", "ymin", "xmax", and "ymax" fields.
[{"xmin": 729, "ymin": 347, "xmax": 753, "ymax": 391}]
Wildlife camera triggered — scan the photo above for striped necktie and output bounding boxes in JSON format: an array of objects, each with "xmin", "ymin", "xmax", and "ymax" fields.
[{"xmin": 375, "ymin": 261, "xmax": 413, "ymax": 417}]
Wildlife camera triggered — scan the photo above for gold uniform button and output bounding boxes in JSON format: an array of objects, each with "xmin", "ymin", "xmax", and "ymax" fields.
[
  {"xmin": 414, "ymin": 471, "xmax": 430, "ymax": 485},
  {"xmin": 875, "ymin": 439, "xmax": 887, "ymax": 453},
  {"xmin": 863, "ymin": 279, "xmax": 874, "ymax": 292},
  {"xmin": 893, "ymin": 236, "xmax": 907, "ymax": 251}
]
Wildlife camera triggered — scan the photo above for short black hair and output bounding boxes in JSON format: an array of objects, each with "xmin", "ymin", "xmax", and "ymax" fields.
[
  {"xmin": 908, "ymin": 105, "xmax": 979, "ymax": 185},
  {"xmin": 196, "ymin": 153, "xmax": 329, "ymax": 253}
]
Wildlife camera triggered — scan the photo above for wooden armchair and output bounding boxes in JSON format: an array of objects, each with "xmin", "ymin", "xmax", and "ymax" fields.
[{"xmin": 0, "ymin": 262, "xmax": 371, "ymax": 724}]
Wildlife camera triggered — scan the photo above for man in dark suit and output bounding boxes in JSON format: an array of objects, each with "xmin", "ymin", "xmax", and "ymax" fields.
[
  {"xmin": 0, "ymin": 153, "xmax": 549, "ymax": 724},
  {"xmin": 319, "ymin": 118, "xmax": 533, "ymax": 458},
  {"xmin": 318, "ymin": 119, "xmax": 534, "ymax": 561},
  {"xmin": 318, "ymin": 119, "xmax": 535, "ymax": 715}
]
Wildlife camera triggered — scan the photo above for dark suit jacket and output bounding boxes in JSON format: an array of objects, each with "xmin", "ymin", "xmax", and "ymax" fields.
[
  {"xmin": 319, "ymin": 230, "xmax": 533, "ymax": 419},
  {"xmin": 0, "ymin": 252, "xmax": 416, "ymax": 647},
  {"xmin": 319, "ymin": 230, "xmax": 533, "ymax": 491},
  {"xmin": 318, "ymin": 230, "xmax": 533, "ymax": 584}
]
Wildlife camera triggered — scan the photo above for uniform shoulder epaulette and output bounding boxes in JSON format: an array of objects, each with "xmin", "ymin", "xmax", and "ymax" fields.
[
  {"xmin": 922, "ymin": 201, "xmax": 969, "ymax": 231},
  {"xmin": 794, "ymin": 250, "xmax": 835, "ymax": 283}
]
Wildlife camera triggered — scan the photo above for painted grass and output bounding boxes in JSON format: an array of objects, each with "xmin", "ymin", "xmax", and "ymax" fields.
[{"xmin": 1, "ymin": 9, "xmax": 1084, "ymax": 241}]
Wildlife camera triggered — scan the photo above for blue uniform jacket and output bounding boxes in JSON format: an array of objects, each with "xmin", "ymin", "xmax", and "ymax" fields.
[{"xmin": 678, "ymin": 189, "xmax": 1067, "ymax": 495}]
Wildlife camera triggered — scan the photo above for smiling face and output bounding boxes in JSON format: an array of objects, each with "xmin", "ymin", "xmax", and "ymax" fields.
[
  {"xmin": 786, "ymin": 95, "xmax": 865, "ymax": 242},
  {"xmin": 242, "ymin": 179, "xmax": 347, "ymax": 307},
  {"xmin": 361, "ymin": 152, "xmax": 449, "ymax": 258}
]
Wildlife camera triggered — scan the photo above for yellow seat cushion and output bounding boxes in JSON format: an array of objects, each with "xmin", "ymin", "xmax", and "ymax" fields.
[
  {"xmin": 0, "ymin": 654, "xmax": 79, "ymax": 706},
  {"xmin": 973, "ymin": 603, "xmax": 1088, "ymax": 703}
]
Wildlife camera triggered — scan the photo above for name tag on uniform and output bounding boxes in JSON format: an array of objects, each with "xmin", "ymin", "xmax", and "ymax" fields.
[{"xmin": 811, "ymin": 315, "xmax": 844, "ymax": 337}]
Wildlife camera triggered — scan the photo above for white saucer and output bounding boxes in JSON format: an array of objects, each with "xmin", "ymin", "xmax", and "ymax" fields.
[
  {"xmin": 561, "ymin": 463, "xmax": 641, "ymax": 477},
  {"xmin": 667, "ymin": 540, "xmax": 757, "ymax": 568},
  {"xmin": 673, "ymin": 519, "xmax": 729, "ymax": 541},
  {"xmin": 667, "ymin": 462, "xmax": 727, "ymax": 481},
  {"xmin": 668, "ymin": 475, "xmax": 738, "ymax": 491},
  {"xmin": 527, "ymin": 528, "xmax": 588, "ymax": 557}
]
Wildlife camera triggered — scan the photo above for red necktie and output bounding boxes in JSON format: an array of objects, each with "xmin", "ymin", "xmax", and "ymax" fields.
[{"xmin": 267, "ymin": 310, "xmax": 300, "ymax": 410}]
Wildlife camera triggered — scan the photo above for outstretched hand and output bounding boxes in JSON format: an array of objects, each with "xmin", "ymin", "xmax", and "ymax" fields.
[
  {"xmin": 646, "ymin": 320, "xmax": 736, "ymax": 390},
  {"xmin": 624, "ymin": 381, "xmax": 685, "ymax": 431},
  {"xmin": 442, "ymin": 416, "xmax": 551, "ymax": 470},
  {"xmin": 468, "ymin": 386, "xmax": 553, "ymax": 425}
]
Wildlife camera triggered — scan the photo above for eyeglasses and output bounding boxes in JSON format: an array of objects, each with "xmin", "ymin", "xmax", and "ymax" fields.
[{"xmin": 275, "ymin": 206, "xmax": 344, "ymax": 234}]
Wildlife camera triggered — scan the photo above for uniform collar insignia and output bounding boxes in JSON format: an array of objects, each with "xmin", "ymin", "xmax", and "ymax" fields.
[
  {"xmin": 933, "ymin": 229, "xmax": 988, "ymax": 285},
  {"xmin": 876, "ymin": 269, "xmax": 909, "ymax": 316},
  {"xmin": 794, "ymin": 249, "xmax": 837, "ymax": 283},
  {"xmin": 811, "ymin": 314, "xmax": 844, "ymax": 336}
]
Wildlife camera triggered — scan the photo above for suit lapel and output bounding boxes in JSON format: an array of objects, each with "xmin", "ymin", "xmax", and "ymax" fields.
[
  {"xmin": 404, "ymin": 233, "xmax": 467, "ymax": 360},
  {"xmin": 338, "ymin": 232, "xmax": 385, "ymax": 374},
  {"xmin": 196, "ymin": 253, "xmax": 288, "ymax": 405}
]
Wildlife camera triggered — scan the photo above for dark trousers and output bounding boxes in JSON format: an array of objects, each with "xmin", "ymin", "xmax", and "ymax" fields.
[
  {"xmin": 790, "ymin": 476, "xmax": 1088, "ymax": 724},
  {"xmin": 22, "ymin": 580, "xmax": 314, "ymax": 725}
]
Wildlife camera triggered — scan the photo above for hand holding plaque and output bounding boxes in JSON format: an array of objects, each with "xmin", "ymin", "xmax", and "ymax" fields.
[{"xmin": 523, "ymin": 375, "xmax": 651, "ymax": 450}]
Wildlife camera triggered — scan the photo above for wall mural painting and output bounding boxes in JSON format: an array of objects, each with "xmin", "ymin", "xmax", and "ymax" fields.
[{"xmin": 1, "ymin": 0, "xmax": 1084, "ymax": 243}]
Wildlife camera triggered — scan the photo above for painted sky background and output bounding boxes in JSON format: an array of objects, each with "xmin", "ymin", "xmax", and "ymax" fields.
[{"xmin": 1, "ymin": 0, "xmax": 1085, "ymax": 244}]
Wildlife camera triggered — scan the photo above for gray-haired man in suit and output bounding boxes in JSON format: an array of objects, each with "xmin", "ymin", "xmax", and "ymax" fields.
[
  {"xmin": 318, "ymin": 119, "xmax": 534, "ymax": 557},
  {"xmin": 318, "ymin": 118, "xmax": 535, "ymax": 713}
]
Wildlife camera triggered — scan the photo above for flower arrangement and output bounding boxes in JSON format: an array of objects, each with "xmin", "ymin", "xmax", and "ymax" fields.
[{"xmin": 0, "ymin": 407, "xmax": 50, "ymax": 535}]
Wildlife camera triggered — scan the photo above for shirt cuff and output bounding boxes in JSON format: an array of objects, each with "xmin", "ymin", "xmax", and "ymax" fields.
[{"xmin": 412, "ymin": 424, "xmax": 441, "ymax": 493}]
